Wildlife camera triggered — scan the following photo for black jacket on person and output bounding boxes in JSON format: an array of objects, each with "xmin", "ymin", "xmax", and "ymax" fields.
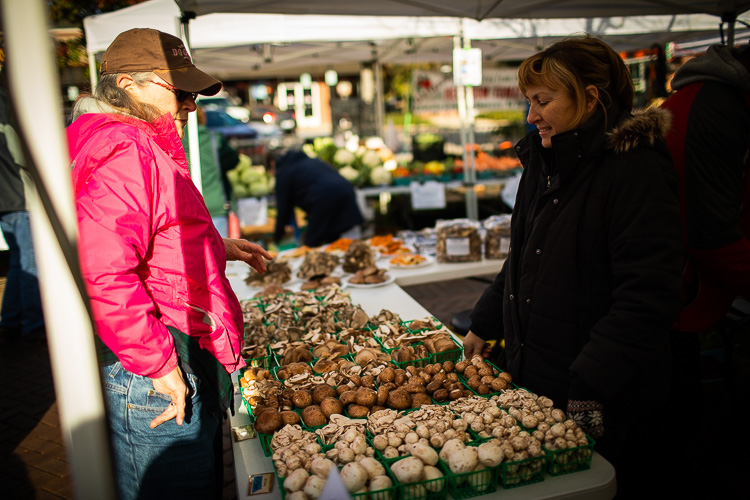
[
  {"xmin": 273, "ymin": 149, "xmax": 364, "ymax": 247},
  {"xmin": 469, "ymin": 106, "xmax": 683, "ymax": 411}
]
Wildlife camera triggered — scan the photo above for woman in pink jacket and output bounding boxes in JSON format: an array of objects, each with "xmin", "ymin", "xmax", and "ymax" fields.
[{"xmin": 67, "ymin": 29, "xmax": 271, "ymax": 500}]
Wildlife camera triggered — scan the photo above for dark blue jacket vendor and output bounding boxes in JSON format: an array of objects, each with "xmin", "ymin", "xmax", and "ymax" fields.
[{"xmin": 270, "ymin": 148, "xmax": 364, "ymax": 247}]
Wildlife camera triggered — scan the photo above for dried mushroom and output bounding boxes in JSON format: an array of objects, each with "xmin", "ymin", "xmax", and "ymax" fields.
[
  {"xmin": 297, "ymin": 251, "xmax": 339, "ymax": 280},
  {"xmin": 341, "ymin": 239, "xmax": 376, "ymax": 273}
]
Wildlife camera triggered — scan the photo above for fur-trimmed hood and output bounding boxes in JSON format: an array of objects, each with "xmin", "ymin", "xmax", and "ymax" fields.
[{"xmin": 608, "ymin": 107, "xmax": 672, "ymax": 154}]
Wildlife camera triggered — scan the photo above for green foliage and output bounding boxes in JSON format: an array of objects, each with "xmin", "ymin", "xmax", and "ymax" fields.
[{"xmin": 50, "ymin": 1, "xmax": 145, "ymax": 31}]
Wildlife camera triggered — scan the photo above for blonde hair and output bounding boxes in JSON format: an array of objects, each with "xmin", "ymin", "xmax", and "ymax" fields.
[{"xmin": 518, "ymin": 35, "xmax": 634, "ymax": 128}]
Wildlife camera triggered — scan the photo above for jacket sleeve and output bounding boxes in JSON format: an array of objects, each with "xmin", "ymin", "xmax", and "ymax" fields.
[
  {"xmin": 75, "ymin": 137, "xmax": 177, "ymax": 379},
  {"xmin": 469, "ymin": 260, "xmax": 507, "ymax": 341},
  {"xmin": 569, "ymin": 151, "xmax": 684, "ymax": 403}
]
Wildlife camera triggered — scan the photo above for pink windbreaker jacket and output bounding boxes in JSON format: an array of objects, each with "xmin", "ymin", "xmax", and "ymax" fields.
[{"xmin": 67, "ymin": 102, "xmax": 245, "ymax": 378}]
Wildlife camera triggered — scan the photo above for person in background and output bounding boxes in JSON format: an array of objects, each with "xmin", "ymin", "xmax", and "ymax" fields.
[
  {"xmin": 660, "ymin": 43, "xmax": 750, "ymax": 497},
  {"xmin": 0, "ymin": 60, "xmax": 45, "ymax": 344},
  {"xmin": 67, "ymin": 28, "xmax": 271, "ymax": 500},
  {"xmin": 182, "ymin": 106, "xmax": 239, "ymax": 237},
  {"xmin": 462, "ymin": 35, "xmax": 683, "ymax": 498},
  {"xmin": 268, "ymin": 147, "xmax": 364, "ymax": 247}
]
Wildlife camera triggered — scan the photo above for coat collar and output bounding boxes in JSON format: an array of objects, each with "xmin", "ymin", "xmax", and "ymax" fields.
[{"xmin": 515, "ymin": 105, "xmax": 671, "ymax": 183}]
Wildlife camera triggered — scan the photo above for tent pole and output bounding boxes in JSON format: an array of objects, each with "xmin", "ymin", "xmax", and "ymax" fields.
[
  {"xmin": 1, "ymin": 1, "xmax": 116, "ymax": 498},
  {"xmin": 180, "ymin": 12, "xmax": 203, "ymax": 194},
  {"xmin": 464, "ymin": 36, "xmax": 478, "ymax": 220},
  {"xmin": 454, "ymin": 28, "xmax": 478, "ymax": 221},
  {"xmin": 374, "ymin": 61, "xmax": 385, "ymax": 141},
  {"xmin": 87, "ymin": 51, "xmax": 98, "ymax": 92}
]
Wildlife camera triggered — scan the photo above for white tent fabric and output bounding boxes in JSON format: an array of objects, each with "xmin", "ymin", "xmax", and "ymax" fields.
[
  {"xmin": 84, "ymin": 0, "xmax": 749, "ymax": 80},
  {"xmin": 176, "ymin": 0, "xmax": 750, "ymax": 20}
]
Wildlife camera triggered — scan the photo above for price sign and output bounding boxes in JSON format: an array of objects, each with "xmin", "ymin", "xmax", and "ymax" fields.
[
  {"xmin": 453, "ymin": 47, "xmax": 482, "ymax": 87},
  {"xmin": 410, "ymin": 181, "xmax": 447, "ymax": 210}
]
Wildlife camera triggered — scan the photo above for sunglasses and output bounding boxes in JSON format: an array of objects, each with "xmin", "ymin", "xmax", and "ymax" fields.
[{"xmin": 149, "ymin": 80, "xmax": 198, "ymax": 102}]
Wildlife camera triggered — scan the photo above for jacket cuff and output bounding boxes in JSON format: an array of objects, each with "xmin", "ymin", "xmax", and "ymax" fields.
[{"xmin": 148, "ymin": 351, "xmax": 179, "ymax": 379}]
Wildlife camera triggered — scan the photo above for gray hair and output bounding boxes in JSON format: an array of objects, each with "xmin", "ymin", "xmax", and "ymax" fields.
[{"xmin": 72, "ymin": 72, "xmax": 162, "ymax": 122}]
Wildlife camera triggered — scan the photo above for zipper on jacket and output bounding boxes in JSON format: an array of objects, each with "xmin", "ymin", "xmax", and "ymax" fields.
[{"xmin": 546, "ymin": 175, "xmax": 551, "ymax": 188}]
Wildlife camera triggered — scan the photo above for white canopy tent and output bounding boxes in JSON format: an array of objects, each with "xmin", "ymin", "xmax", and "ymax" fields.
[
  {"xmin": 84, "ymin": 0, "xmax": 748, "ymax": 80},
  {"xmin": 84, "ymin": 0, "xmax": 749, "ymax": 219},
  {"xmin": 4, "ymin": 1, "xmax": 750, "ymax": 498}
]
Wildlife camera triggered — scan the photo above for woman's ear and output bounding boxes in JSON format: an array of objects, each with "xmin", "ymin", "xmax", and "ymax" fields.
[
  {"xmin": 116, "ymin": 73, "xmax": 137, "ymax": 96},
  {"xmin": 584, "ymin": 85, "xmax": 599, "ymax": 113}
]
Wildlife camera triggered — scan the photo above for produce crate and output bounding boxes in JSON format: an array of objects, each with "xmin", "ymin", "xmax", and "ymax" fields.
[
  {"xmin": 350, "ymin": 466, "xmax": 399, "ymax": 500},
  {"xmin": 429, "ymin": 345, "xmax": 462, "ymax": 364},
  {"xmin": 258, "ymin": 430, "xmax": 273, "ymax": 457},
  {"xmin": 242, "ymin": 344, "xmax": 273, "ymax": 368},
  {"xmin": 390, "ymin": 456, "xmax": 449, "ymax": 500},
  {"xmin": 458, "ymin": 360, "xmax": 517, "ymax": 398},
  {"xmin": 401, "ymin": 317, "xmax": 444, "ymax": 334},
  {"xmin": 392, "ymin": 355, "xmax": 431, "ymax": 370},
  {"xmin": 498, "ymin": 454, "xmax": 546, "ymax": 488},
  {"xmin": 544, "ymin": 435, "xmax": 596, "ymax": 476},
  {"xmin": 447, "ymin": 459, "xmax": 498, "ymax": 499}
]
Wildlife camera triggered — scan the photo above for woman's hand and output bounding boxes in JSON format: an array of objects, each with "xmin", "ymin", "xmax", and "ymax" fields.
[
  {"xmin": 463, "ymin": 330, "xmax": 492, "ymax": 360},
  {"xmin": 223, "ymin": 238, "xmax": 273, "ymax": 273},
  {"xmin": 150, "ymin": 366, "xmax": 189, "ymax": 428}
]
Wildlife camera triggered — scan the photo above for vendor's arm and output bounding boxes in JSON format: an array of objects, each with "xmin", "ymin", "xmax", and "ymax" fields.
[
  {"xmin": 75, "ymin": 142, "xmax": 177, "ymax": 380},
  {"xmin": 223, "ymin": 238, "xmax": 272, "ymax": 273},
  {"xmin": 466, "ymin": 262, "xmax": 508, "ymax": 359},
  {"xmin": 681, "ymin": 83, "xmax": 750, "ymax": 294},
  {"xmin": 569, "ymin": 152, "xmax": 683, "ymax": 404}
]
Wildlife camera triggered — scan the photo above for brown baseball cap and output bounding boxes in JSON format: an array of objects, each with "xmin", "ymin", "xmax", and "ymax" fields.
[{"xmin": 100, "ymin": 28, "xmax": 222, "ymax": 96}]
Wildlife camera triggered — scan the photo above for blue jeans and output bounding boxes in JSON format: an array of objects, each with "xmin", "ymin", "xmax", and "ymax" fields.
[
  {"xmin": 0, "ymin": 211, "xmax": 44, "ymax": 335},
  {"xmin": 100, "ymin": 362, "xmax": 220, "ymax": 500}
]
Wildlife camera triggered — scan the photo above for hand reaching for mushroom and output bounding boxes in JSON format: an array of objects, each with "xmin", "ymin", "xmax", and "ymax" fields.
[
  {"xmin": 223, "ymin": 238, "xmax": 273, "ymax": 273},
  {"xmin": 463, "ymin": 331, "xmax": 492, "ymax": 360}
]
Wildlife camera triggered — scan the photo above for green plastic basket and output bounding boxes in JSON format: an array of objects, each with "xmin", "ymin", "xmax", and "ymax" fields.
[
  {"xmin": 390, "ymin": 456, "xmax": 449, "ymax": 500},
  {"xmin": 544, "ymin": 435, "xmax": 596, "ymax": 476},
  {"xmin": 447, "ymin": 462, "xmax": 497, "ymax": 499},
  {"xmin": 498, "ymin": 453, "xmax": 546, "ymax": 488}
]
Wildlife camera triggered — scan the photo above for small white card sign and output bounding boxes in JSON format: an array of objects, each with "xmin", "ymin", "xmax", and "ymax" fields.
[
  {"xmin": 410, "ymin": 181, "xmax": 447, "ymax": 210},
  {"xmin": 237, "ymin": 197, "xmax": 268, "ymax": 227}
]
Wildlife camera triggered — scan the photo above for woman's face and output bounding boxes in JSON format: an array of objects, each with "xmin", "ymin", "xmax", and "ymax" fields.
[
  {"xmin": 524, "ymin": 85, "xmax": 579, "ymax": 149},
  {"xmin": 120, "ymin": 74, "xmax": 197, "ymax": 138}
]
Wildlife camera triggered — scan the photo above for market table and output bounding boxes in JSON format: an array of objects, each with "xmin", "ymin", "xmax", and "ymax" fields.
[
  {"xmin": 225, "ymin": 256, "xmax": 503, "ymax": 295},
  {"xmin": 225, "ymin": 277, "xmax": 617, "ymax": 500}
]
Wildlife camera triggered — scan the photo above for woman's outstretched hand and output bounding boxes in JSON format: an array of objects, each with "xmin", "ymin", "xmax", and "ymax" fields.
[
  {"xmin": 223, "ymin": 238, "xmax": 273, "ymax": 273},
  {"xmin": 463, "ymin": 330, "xmax": 492, "ymax": 360}
]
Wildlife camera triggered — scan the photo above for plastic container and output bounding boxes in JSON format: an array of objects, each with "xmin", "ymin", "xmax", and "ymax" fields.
[
  {"xmin": 544, "ymin": 435, "xmax": 596, "ymax": 476},
  {"xmin": 498, "ymin": 453, "xmax": 546, "ymax": 488},
  {"xmin": 390, "ymin": 456, "xmax": 450, "ymax": 500},
  {"xmin": 483, "ymin": 214, "xmax": 512, "ymax": 260},
  {"xmin": 446, "ymin": 454, "xmax": 498, "ymax": 499},
  {"xmin": 435, "ymin": 219, "xmax": 482, "ymax": 263}
]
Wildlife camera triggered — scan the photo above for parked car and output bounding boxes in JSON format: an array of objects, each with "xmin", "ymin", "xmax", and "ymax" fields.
[
  {"xmin": 250, "ymin": 104, "xmax": 296, "ymax": 133},
  {"xmin": 197, "ymin": 93, "xmax": 252, "ymax": 123},
  {"xmin": 202, "ymin": 108, "xmax": 262, "ymax": 161}
]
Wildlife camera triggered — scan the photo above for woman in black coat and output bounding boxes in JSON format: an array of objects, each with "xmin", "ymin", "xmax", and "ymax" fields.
[{"xmin": 463, "ymin": 36, "xmax": 683, "ymax": 497}]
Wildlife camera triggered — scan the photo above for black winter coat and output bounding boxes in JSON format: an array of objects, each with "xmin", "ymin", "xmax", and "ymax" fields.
[{"xmin": 469, "ymin": 106, "xmax": 683, "ymax": 409}]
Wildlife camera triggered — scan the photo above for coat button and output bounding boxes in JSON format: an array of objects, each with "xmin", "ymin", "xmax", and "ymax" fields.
[
  {"xmin": 509, "ymin": 294, "xmax": 515, "ymax": 300},
  {"xmin": 525, "ymin": 298, "xmax": 531, "ymax": 304},
  {"xmin": 535, "ymin": 249, "xmax": 541, "ymax": 255},
  {"xmin": 553, "ymin": 199, "xmax": 559, "ymax": 204}
]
